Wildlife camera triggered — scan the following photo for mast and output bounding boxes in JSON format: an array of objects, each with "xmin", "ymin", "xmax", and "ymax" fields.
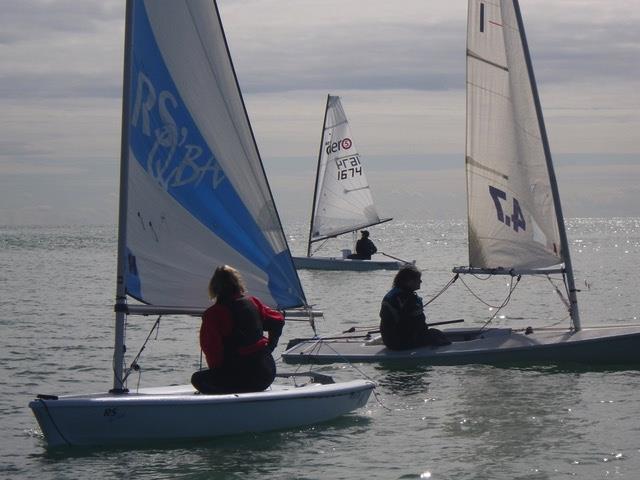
[
  {"xmin": 512, "ymin": 0, "xmax": 581, "ymax": 330},
  {"xmin": 464, "ymin": 3, "xmax": 472, "ymax": 270},
  {"xmin": 307, "ymin": 94, "xmax": 331, "ymax": 258},
  {"xmin": 112, "ymin": 0, "xmax": 134, "ymax": 392}
]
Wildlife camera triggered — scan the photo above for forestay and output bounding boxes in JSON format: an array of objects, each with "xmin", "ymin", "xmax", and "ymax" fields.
[
  {"xmin": 465, "ymin": 0, "xmax": 562, "ymax": 270},
  {"xmin": 309, "ymin": 95, "xmax": 388, "ymax": 243},
  {"xmin": 122, "ymin": 0, "xmax": 305, "ymax": 310}
]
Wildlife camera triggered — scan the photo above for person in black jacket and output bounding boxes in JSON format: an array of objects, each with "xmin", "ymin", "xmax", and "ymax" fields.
[
  {"xmin": 379, "ymin": 265, "xmax": 451, "ymax": 350},
  {"xmin": 347, "ymin": 230, "xmax": 377, "ymax": 260}
]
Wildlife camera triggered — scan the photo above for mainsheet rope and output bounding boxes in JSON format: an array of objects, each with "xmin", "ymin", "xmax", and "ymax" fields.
[
  {"xmin": 456, "ymin": 274, "xmax": 523, "ymax": 331},
  {"xmin": 275, "ymin": 341, "xmax": 391, "ymax": 412}
]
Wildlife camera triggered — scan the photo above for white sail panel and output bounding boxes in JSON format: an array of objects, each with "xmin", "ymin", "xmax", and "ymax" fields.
[
  {"xmin": 464, "ymin": 0, "xmax": 562, "ymax": 269},
  {"xmin": 310, "ymin": 96, "xmax": 387, "ymax": 242},
  {"xmin": 124, "ymin": 0, "xmax": 305, "ymax": 309}
]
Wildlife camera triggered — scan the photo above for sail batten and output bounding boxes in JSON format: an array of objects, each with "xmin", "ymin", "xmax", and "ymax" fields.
[
  {"xmin": 120, "ymin": 0, "xmax": 305, "ymax": 311},
  {"xmin": 308, "ymin": 95, "xmax": 388, "ymax": 248}
]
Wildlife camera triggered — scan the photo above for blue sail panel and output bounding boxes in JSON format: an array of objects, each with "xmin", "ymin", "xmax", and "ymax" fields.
[{"xmin": 123, "ymin": 0, "xmax": 305, "ymax": 309}]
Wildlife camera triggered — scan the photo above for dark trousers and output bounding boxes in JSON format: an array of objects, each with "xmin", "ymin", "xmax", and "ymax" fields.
[{"xmin": 191, "ymin": 350, "xmax": 276, "ymax": 394}]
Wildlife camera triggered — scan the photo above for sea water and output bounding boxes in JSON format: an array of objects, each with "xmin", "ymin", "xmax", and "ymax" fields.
[{"xmin": 1, "ymin": 219, "xmax": 639, "ymax": 479}]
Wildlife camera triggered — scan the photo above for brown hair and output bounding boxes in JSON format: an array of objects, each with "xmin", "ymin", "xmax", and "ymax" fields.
[
  {"xmin": 208, "ymin": 265, "xmax": 246, "ymax": 302},
  {"xmin": 392, "ymin": 264, "xmax": 421, "ymax": 288}
]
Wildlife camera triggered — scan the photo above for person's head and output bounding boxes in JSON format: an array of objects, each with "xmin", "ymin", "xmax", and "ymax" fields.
[
  {"xmin": 361, "ymin": 230, "xmax": 370, "ymax": 238},
  {"xmin": 393, "ymin": 264, "xmax": 422, "ymax": 291},
  {"xmin": 208, "ymin": 265, "xmax": 245, "ymax": 302}
]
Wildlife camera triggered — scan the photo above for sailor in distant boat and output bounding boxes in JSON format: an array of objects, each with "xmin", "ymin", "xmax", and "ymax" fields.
[
  {"xmin": 379, "ymin": 265, "xmax": 451, "ymax": 350},
  {"xmin": 347, "ymin": 230, "xmax": 378, "ymax": 260},
  {"xmin": 191, "ymin": 265, "xmax": 284, "ymax": 394}
]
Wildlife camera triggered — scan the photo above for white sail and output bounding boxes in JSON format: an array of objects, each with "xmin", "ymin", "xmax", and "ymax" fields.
[
  {"xmin": 122, "ymin": 0, "xmax": 305, "ymax": 309},
  {"xmin": 309, "ymin": 95, "xmax": 389, "ymax": 243},
  {"xmin": 465, "ymin": 0, "xmax": 562, "ymax": 270}
]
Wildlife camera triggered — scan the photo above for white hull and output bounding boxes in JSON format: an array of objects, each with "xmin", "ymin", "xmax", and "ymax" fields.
[
  {"xmin": 29, "ymin": 379, "xmax": 374, "ymax": 448},
  {"xmin": 282, "ymin": 325, "xmax": 640, "ymax": 366},
  {"xmin": 293, "ymin": 255, "xmax": 406, "ymax": 271}
]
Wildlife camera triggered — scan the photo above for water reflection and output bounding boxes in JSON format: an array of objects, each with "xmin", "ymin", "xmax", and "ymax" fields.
[
  {"xmin": 374, "ymin": 364, "xmax": 432, "ymax": 396},
  {"xmin": 437, "ymin": 364, "xmax": 590, "ymax": 467}
]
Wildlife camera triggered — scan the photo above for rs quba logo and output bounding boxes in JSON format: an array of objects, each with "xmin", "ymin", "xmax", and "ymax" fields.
[{"xmin": 325, "ymin": 137, "xmax": 353, "ymax": 154}]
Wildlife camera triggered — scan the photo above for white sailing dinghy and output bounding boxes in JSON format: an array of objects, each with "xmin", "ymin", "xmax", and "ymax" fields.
[
  {"xmin": 29, "ymin": 0, "xmax": 373, "ymax": 448},
  {"xmin": 292, "ymin": 95, "xmax": 411, "ymax": 271},
  {"xmin": 282, "ymin": 0, "xmax": 640, "ymax": 366}
]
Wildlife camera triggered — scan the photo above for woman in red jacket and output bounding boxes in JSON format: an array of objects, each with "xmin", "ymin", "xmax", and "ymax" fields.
[{"xmin": 191, "ymin": 265, "xmax": 284, "ymax": 394}]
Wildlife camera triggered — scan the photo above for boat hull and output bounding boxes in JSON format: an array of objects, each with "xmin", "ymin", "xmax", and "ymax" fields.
[
  {"xmin": 29, "ymin": 380, "xmax": 374, "ymax": 448},
  {"xmin": 282, "ymin": 325, "xmax": 640, "ymax": 366},
  {"xmin": 292, "ymin": 255, "xmax": 405, "ymax": 271}
]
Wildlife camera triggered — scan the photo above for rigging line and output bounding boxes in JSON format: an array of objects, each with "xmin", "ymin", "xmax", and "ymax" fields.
[
  {"xmin": 546, "ymin": 274, "xmax": 570, "ymax": 311},
  {"xmin": 458, "ymin": 275, "xmax": 514, "ymax": 308},
  {"xmin": 276, "ymin": 337, "xmax": 326, "ymax": 382},
  {"xmin": 311, "ymin": 238, "xmax": 330, "ymax": 255},
  {"xmin": 273, "ymin": 349, "xmax": 319, "ymax": 389},
  {"xmin": 424, "ymin": 273, "xmax": 459, "ymax": 307},
  {"xmin": 122, "ymin": 315, "xmax": 162, "ymax": 384},
  {"xmin": 319, "ymin": 340, "xmax": 390, "ymax": 412},
  {"xmin": 284, "ymin": 333, "xmax": 388, "ymax": 410},
  {"xmin": 478, "ymin": 276, "xmax": 522, "ymax": 332}
]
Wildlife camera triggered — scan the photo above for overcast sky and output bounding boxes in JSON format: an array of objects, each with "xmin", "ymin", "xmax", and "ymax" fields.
[{"xmin": 0, "ymin": 0, "xmax": 638, "ymax": 225}]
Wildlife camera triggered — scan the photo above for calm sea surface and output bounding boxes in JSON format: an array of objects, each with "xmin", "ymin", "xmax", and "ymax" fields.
[{"xmin": 1, "ymin": 218, "xmax": 639, "ymax": 479}]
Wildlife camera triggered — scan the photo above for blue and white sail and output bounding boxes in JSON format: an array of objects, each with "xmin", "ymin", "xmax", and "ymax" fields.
[{"xmin": 121, "ymin": 0, "xmax": 305, "ymax": 309}]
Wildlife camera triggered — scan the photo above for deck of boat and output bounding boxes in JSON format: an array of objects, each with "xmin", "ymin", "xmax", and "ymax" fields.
[
  {"xmin": 293, "ymin": 255, "xmax": 405, "ymax": 271},
  {"xmin": 282, "ymin": 325, "xmax": 640, "ymax": 366}
]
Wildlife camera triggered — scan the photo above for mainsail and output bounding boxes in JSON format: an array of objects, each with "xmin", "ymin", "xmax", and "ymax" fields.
[
  {"xmin": 308, "ymin": 95, "xmax": 390, "ymax": 246},
  {"xmin": 465, "ymin": 0, "xmax": 563, "ymax": 270},
  {"xmin": 119, "ymin": 0, "xmax": 305, "ymax": 310}
]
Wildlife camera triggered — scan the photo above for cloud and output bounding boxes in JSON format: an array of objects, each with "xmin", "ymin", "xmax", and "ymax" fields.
[
  {"xmin": 0, "ymin": 0, "xmax": 637, "ymax": 225},
  {"xmin": 1, "ymin": 1, "xmax": 123, "ymax": 99},
  {"xmin": 219, "ymin": 0, "xmax": 640, "ymax": 93}
]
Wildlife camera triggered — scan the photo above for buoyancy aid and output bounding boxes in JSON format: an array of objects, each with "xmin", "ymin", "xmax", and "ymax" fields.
[
  {"xmin": 225, "ymin": 297, "xmax": 267, "ymax": 358},
  {"xmin": 380, "ymin": 288, "xmax": 427, "ymax": 349}
]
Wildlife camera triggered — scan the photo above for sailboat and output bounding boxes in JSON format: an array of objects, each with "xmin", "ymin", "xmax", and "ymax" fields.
[
  {"xmin": 282, "ymin": 0, "xmax": 640, "ymax": 366},
  {"xmin": 29, "ymin": 0, "xmax": 373, "ymax": 448},
  {"xmin": 292, "ymin": 95, "xmax": 412, "ymax": 271}
]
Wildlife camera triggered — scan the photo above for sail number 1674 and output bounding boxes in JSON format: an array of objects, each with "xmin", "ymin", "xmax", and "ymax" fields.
[
  {"xmin": 489, "ymin": 186, "xmax": 526, "ymax": 232},
  {"xmin": 336, "ymin": 155, "xmax": 362, "ymax": 180}
]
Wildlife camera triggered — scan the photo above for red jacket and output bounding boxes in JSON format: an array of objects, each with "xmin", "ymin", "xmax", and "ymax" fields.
[{"xmin": 200, "ymin": 295, "xmax": 284, "ymax": 369}]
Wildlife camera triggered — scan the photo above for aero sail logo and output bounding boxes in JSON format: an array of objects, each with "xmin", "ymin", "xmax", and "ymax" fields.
[{"xmin": 325, "ymin": 137, "xmax": 353, "ymax": 154}]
